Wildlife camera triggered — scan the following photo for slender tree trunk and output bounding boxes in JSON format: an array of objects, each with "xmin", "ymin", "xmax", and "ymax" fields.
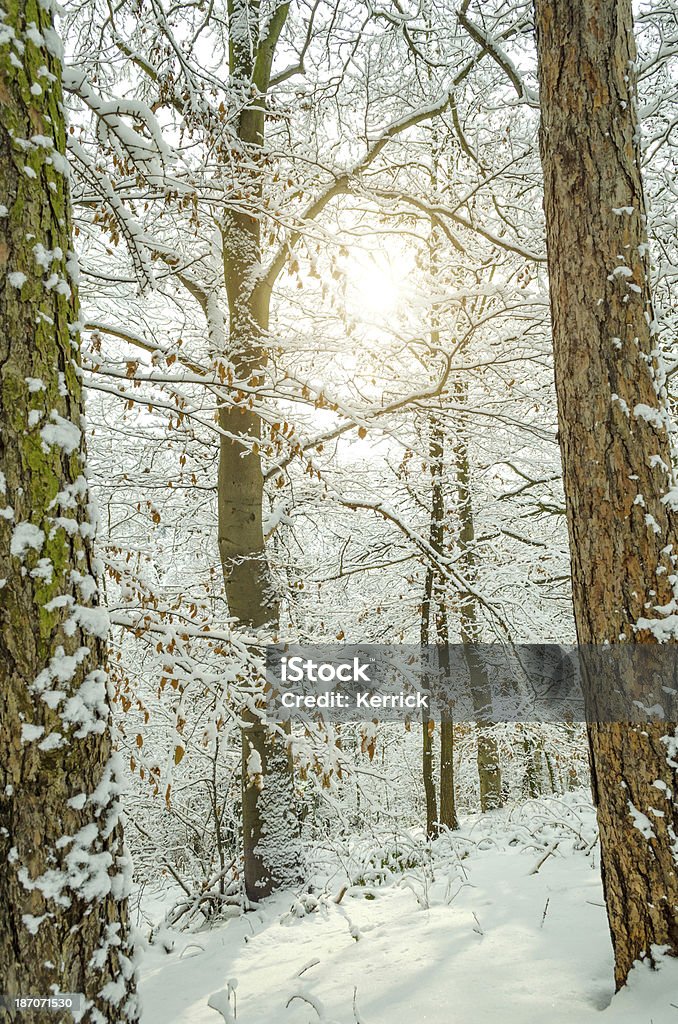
[
  {"xmin": 535, "ymin": 0, "xmax": 678, "ymax": 987},
  {"xmin": 428, "ymin": 419, "xmax": 459, "ymax": 830},
  {"xmin": 436, "ymin": 609, "xmax": 458, "ymax": 835},
  {"xmin": 421, "ymin": 716, "xmax": 438, "ymax": 836},
  {"xmin": 435, "ymin": 550, "xmax": 458, "ymax": 831},
  {"xmin": 427, "ymin": 133, "xmax": 501, "ymax": 813},
  {"xmin": 522, "ymin": 728, "xmax": 544, "ymax": 799},
  {"xmin": 421, "ymin": 563, "xmax": 439, "ymax": 837},
  {"xmin": 0, "ymin": 2, "xmax": 138, "ymax": 1017},
  {"xmin": 438, "ymin": 720, "xmax": 458, "ymax": 830},
  {"xmin": 220, "ymin": 1, "xmax": 300, "ymax": 901},
  {"xmin": 453, "ymin": 381, "xmax": 503, "ymax": 811},
  {"xmin": 425, "ymin": 173, "xmax": 459, "ymax": 830}
]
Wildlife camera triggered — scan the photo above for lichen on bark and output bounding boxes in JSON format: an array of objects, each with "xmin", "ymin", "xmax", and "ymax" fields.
[{"xmin": 0, "ymin": 2, "xmax": 139, "ymax": 1018}]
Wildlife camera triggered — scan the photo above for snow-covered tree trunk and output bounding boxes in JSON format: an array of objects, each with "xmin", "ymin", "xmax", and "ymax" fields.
[
  {"xmin": 0, "ymin": 1, "xmax": 138, "ymax": 1016},
  {"xmin": 535, "ymin": 0, "xmax": 678, "ymax": 987},
  {"xmin": 220, "ymin": 0, "xmax": 300, "ymax": 901}
]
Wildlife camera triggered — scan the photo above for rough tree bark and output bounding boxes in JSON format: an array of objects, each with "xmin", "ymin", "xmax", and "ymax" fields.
[
  {"xmin": 220, "ymin": 0, "xmax": 299, "ymax": 901},
  {"xmin": 535, "ymin": 0, "xmax": 678, "ymax": 987},
  {"xmin": 0, "ymin": 1, "xmax": 138, "ymax": 1018}
]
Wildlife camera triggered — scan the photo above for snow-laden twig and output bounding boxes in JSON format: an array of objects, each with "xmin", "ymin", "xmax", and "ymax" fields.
[{"xmin": 528, "ymin": 840, "xmax": 561, "ymax": 875}]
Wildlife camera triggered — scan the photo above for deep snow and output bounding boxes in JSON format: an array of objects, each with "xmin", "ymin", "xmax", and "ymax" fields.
[{"xmin": 137, "ymin": 795, "xmax": 678, "ymax": 1024}]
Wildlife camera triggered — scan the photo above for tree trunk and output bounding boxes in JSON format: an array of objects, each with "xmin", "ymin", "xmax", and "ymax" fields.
[
  {"xmin": 421, "ymin": 563, "xmax": 438, "ymax": 837},
  {"xmin": 439, "ymin": 719, "xmax": 458, "ymax": 831},
  {"xmin": 535, "ymin": 0, "xmax": 678, "ymax": 987},
  {"xmin": 453, "ymin": 381, "xmax": 503, "ymax": 812},
  {"xmin": 220, "ymin": 2, "xmax": 300, "ymax": 901},
  {"xmin": 426, "ymin": 135, "xmax": 501, "ymax": 813},
  {"xmin": 0, "ymin": 2, "xmax": 138, "ymax": 1017},
  {"xmin": 436, "ymin": 586, "xmax": 458, "ymax": 832},
  {"xmin": 427, "ymin": 419, "xmax": 459, "ymax": 830},
  {"xmin": 522, "ymin": 728, "xmax": 544, "ymax": 799},
  {"xmin": 424, "ymin": 185, "xmax": 458, "ymax": 833}
]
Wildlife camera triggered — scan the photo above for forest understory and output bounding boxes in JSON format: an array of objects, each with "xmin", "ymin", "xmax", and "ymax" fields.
[{"xmin": 137, "ymin": 794, "xmax": 678, "ymax": 1024}]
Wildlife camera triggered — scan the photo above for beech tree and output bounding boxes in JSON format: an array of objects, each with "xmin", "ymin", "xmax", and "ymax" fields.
[
  {"xmin": 535, "ymin": 0, "xmax": 678, "ymax": 987},
  {"xmin": 56, "ymin": 0, "xmax": 656, "ymax": 916},
  {"xmin": 0, "ymin": 0, "xmax": 138, "ymax": 1017},
  {"xmin": 62, "ymin": 0, "xmax": 496, "ymax": 899}
]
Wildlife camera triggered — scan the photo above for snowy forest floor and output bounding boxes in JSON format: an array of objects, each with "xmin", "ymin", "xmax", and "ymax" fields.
[{"xmin": 136, "ymin": 794, "xmax": 678, "ymax": 1024}]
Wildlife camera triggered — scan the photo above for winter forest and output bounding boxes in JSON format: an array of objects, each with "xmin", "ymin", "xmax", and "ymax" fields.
[{"xmin": 1, "ymin": 0, "xmax": 678, "ymax": 1020}]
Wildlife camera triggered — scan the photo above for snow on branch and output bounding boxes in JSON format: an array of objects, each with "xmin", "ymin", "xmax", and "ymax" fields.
[
  {"xmin": 63, "ymin": 67, "xmax": 174, "ymax": 179},
  {"xmin": 68, "ymin": 139, "xmax": 156, "ymax": 291},
  {"xmin": 457, "ymin": 10, "xmax": 539, "ymax": 106}
]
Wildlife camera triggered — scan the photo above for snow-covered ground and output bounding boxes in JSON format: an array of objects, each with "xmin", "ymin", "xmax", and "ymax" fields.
[{"xmin": 137, "ymin": 795, "xmax": 678, "ymax": 1024}]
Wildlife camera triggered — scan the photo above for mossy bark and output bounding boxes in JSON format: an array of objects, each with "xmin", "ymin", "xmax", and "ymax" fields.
[{"xmin": 0, "ymin": 1, "xmax": 138, "ymax": 1018}]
